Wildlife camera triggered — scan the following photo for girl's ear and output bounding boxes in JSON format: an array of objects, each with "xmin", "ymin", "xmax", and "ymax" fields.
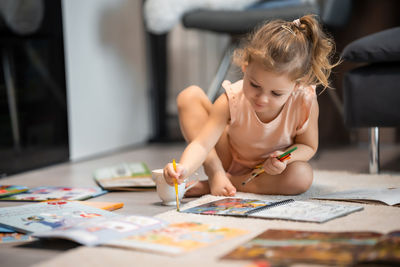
[{"xmin": 241, "ymin": 63, "xmax": 248, "ymax": 73}]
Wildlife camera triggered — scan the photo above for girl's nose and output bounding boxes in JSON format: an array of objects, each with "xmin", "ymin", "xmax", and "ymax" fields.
[{"xmin": 257, "ymin": 94, "xmax": 269, "ymax": 104}]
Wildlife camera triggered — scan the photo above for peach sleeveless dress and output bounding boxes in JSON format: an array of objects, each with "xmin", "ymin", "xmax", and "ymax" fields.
[{"xmin": 223, "ymin": 80, "xmax": 316, "ymax": 176}]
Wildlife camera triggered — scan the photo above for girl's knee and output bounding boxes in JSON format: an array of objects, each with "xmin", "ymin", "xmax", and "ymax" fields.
[
  {"xmin": 284, "ymin": 162, "xmax": 313, "ymax": 194},
  {"xmin": 177, "ymin": 85, "xmax": 205, "ymax": 109}
]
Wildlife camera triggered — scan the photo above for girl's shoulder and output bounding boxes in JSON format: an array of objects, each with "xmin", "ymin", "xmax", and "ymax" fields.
[
  {"xmin": 222, "ymin": 80, "xmax": 244, "ymax": 107},
  {"xmin": 292, "ymin": 84, "xmax": 317, "ymax": 108},
  {"xmin": 222, "ymin": 80, "xmax": 243, "ymax": 94},
  {"xmin": 293, "ymin": 84, "xmax": 317, "ymax": 99}
]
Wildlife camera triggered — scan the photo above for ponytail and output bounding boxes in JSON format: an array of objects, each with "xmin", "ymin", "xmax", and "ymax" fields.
[
  {"xmin": 232, "ymin": 14, "xmax": 340, "ymax": 90},
  {"xmin": 296, "ymin": 15, "xmax": 339, "ymax": 89}
]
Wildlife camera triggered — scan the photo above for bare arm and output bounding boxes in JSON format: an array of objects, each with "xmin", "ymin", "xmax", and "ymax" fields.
[
  {"xmin": 263, "ymin": 97, "xmax": 319, "ymax": 175},
  {"xmin": 282, "ymin": 97, "xmax": 319, "ymax": 164},
  {"xmin": 164, "ymin": 94, "xmax": 230, "ymax": 184}
]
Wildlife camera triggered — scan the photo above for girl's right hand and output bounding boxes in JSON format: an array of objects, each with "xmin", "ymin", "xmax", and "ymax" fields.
[
  {"xmin": 262, "ymin": 151, "xmax": 287, "ymax": 175},
  {"xmin": 163, "ymin": 162, "xmax": 187, "ymax": 186}
]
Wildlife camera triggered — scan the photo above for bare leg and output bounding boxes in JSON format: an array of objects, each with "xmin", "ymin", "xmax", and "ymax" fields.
[
  {"xmin": 230, "ymin": 161, "xmax": 314, "ymax": 195},
  {"xmin": 176, "ymin": 86, "xmax": 235, "ymax": 197}
]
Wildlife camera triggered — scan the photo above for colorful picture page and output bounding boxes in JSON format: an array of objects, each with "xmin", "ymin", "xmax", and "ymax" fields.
[
  {"xmin": 0, "ymin": 185, "xmax": 29, "ymax": 197},
  {"xmin": 0, "ymin": 186, "xmax": 107, "ymax": 201},
  {"xmin": 222, "ymin": 229, "xmax": 400, "ymax": 266},
  {"xmin": 0, "ymin": 201, "xmax": 118, "ymax": 233},
  {"xmin": 0, "ymin": 232, "xmax": 35, "ymax": 243},
  {"xmin": 181, "ymin": 198, "xmax": 293, "ymax": 217},
  {"xmin": 34, "ymin": 215, "xmax": 166, "ymax": 246},
  {"xmin": 105, "ymin": 222, "xmax": 248, "ymax": 255},
  {"xmin": 93, "ymin": 162, "xmax": 155, "ymax": 190}
]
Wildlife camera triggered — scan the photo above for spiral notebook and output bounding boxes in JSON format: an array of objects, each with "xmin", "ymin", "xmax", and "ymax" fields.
[
  {"xmin": 181, "ymin": 198, "xmax": 294, "ymax": 217},
  {"xmin": 182, "ymin": 198, "xmax": 363, "ymax": 223}
]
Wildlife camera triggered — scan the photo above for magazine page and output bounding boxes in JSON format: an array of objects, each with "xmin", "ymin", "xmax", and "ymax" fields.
[
  {"xmin": 34, "ymin": 215, "xmax": 166, "ymax": 246},
  {"xmin": 0, "ymin": 186, "xmax": 106, "ymax": 201},
  {"xmin": 0, "ymin": 185, "xmax": 29, "ymax": 198},
  {"xmin": 0, "ymin": 201, "xmax": 117, "ymax": 233},
  {"xmin": 105, "ymin": 221, "xmax": 248, "ymax": 255}
]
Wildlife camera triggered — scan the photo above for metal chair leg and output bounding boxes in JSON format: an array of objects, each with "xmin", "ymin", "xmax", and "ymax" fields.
[
  {"xmin": 207, "ymin": 41, "xmax": 236, "ymax": 102},
  {"xmin": 369, "ymin": 127, "xmax": 380, "ymax": 174},
  {"xmin": 2, "ymin": 48, "xmax": 21, "ymax": 150}
]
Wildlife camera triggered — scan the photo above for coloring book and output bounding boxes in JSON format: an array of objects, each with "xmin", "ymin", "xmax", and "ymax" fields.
[
  {"xmin": 0, "ymin": 185, "xmax": 29, "ymax": 197},
  {"xmin": 182, "ymin": 198, "xmax": 363, "ymax": 223},
  {"xmin": 93, "ymin": 162, "xmax": 155, "ymax": 191},
  {"xmin": 0, "ymin": 232, "xmax": 36, "ymax": 243},
  {"xmin": 0, "ymin": 201, "xmax": 118, "ymax": 233},
  {"xmin": 0, "ymin": 186, "xmax": 107, "ymax": 201},
  {"xmin": 104, "ymin": 221, "xmax": 248, "ymax": 255},
  {"xmin": 222, "ymin": 229, "xmax": 400, "ymax": 266},
  {"xmin": 33, "ymin": 217, "xmax": 248, "ymax": 254},
  {"xmin": 314, "ymin": 187, "xmax": 400, "ymax": 206},
  {"xmin": 0, "ymin": 224, "xmax": 32, "ymax": 244},
  {"xmin": 33, "ymin": 215, "xmax": 167, "ymax": 246}
]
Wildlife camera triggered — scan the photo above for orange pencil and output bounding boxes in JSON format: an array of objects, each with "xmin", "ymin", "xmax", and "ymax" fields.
[{"xmin": 279, "ymin": 154, "xmax": 291, "ymax": 162}]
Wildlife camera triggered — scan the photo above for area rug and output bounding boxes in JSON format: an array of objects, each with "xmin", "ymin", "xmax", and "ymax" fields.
[{"xmin": 33, "ymin": 170, "xmax": 400, "ymax": 267}]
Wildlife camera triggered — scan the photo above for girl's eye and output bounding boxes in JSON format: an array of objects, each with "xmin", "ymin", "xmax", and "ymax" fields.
[
  {"xmin": 250, "ymin": 82, "xmax": 260, "ymax": 88},
  {"xmin": 272, "ymin": 91, "xmax": 282, "ymax": 97}
]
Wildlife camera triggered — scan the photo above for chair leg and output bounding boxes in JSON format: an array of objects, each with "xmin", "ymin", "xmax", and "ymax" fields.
[
  {"xmin": 207, "ymin": 41, "xmax": 236, "ymax": 102},
  {"xmin": 2, "ymin": 48, "xmax": 21, "ymax": 150},
  {"xmin": 369, "ymin": 127, "xmax": 380, "ymax": 174}
]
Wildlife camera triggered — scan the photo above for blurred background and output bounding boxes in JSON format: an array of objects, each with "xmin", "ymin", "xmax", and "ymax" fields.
[{"xmin": 0, "ymin": 0, "xmax": 399, "ymax": 177}]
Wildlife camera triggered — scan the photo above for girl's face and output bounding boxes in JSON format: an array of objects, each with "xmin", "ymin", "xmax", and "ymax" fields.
[{"xmin": 242, "ymin": 60, "xmax": 296, "ymax": 122}]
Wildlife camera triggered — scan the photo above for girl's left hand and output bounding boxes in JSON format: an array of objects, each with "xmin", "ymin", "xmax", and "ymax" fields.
[{"xmin": 262, "ymin": 151, "xmax": 287, "ymax": 175}]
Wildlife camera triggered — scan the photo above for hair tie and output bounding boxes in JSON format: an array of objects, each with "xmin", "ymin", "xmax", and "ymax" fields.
[{"xmin": 292, "ymin": 19, "xmax": 300, "ymax": 27}]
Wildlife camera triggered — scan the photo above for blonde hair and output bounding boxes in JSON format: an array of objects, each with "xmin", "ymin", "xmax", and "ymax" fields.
[{"xmin": 233, "ymin": 15, "xmax": 339, "ymax": 89}]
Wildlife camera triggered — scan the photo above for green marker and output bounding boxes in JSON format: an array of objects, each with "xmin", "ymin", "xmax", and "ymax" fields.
[{"xmin": 277, "ymin": 146, "xmax": 298, "ymax": 160}]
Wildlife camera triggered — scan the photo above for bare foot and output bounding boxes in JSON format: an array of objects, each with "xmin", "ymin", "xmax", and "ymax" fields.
[
  {"xmin": 184, "ymin": 180, "xmax": 211, "ymax": 197},
  {"xmin": 209, "ymin": 172, "xmax": 236, "ymax": 196}
]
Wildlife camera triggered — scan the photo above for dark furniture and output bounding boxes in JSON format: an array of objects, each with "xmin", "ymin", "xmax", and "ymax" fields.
[
  {"xmin": 0, "ymin": 0, "xmax": 69, "ymax": 176},
  {"xmin": 342, "ymin": 27, "xmax": 400, "ymax": 173}
]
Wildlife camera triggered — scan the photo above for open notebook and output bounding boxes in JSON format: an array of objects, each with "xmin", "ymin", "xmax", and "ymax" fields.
[{"xmin": 182, "ymin": 198, "xmax": 363, "ymax": 223}]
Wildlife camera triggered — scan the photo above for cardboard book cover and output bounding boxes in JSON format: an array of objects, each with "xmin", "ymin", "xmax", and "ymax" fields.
[
  {"xmin": 314, "ymin": 187, "xmax": 400, "ymax": 206},
  {"xmin": 222, "ymin": 229, "xmax": 400, "ymax": 266},
  {"xmin": 93, "ymin": 162, "xmax": 155, "ymax": 190}
]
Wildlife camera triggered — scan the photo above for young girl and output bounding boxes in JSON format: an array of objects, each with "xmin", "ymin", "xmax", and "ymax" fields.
[{"xmin": 163, "ymin": 15, "xmax": 338, "ymax": 196}]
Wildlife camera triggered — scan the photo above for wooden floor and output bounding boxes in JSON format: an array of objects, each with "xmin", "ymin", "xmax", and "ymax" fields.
[{"xmin": 0, "ymin": 141, "xmax": 399, "ymax": 267}]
